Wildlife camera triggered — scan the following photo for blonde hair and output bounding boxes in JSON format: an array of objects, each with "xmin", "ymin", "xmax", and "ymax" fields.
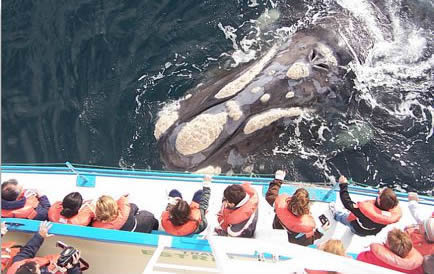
[
  {"xmin": 95, "ymin": 195, "xmax": 119, "ymax": 222},
  {"xmin": 387, "ymin": 228, "xmax": 412, "ymax": 258},
  {"xmin": 319, "ymin": 240, "xmax": 346, "ymax": 256},
  {"xmin": 289, "ymin": 188, "xmax": 310, "ymax": 216}
]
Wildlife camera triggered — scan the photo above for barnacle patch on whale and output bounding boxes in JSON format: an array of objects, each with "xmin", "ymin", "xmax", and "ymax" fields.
[
  {"xmin": 175, "ymin": 112, "xmax": 228, "ymax": 155},
  {"xmin": 214, "ymin": 45, "xmax": 278, "ymax": 99},
  {"xmin": 243, "ymin": 107, "xmax": 302, "ymax": 135},
  {"xmin": 225, "ymin": 101, "xmax": 243, "ymax": 121}
]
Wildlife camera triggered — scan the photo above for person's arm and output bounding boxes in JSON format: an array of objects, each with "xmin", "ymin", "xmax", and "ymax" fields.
[
  {"xmin": 265, "ymin": 180, "xmax": 282, "ymax": 206},
  {"xmin": 12, "ymin": 221, "xmax": 52, "ymax": 263},
  {"xmin": 408, "ymin": 193, "xmax": 429, "ymax": 224},
  {"xmin": 196, "ymin": 176, "xmax": 211, "ymax": 233},
  {"xmin": 34, "ymin": 195, "xmax": 51, "ymax": 221},
  {"xmin": 12, "ymin": 233, "xmax": 44, "ymax": 263}
]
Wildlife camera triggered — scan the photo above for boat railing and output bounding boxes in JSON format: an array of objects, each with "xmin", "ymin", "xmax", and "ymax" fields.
[{"xmin": 207, "ymin": 235, "xmax": 403, "ymax": 274}]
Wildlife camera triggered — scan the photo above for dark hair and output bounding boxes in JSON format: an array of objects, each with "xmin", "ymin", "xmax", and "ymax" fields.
[
  {"xmin": 379, "ymin": 188, "xmax": 398, "ymax": 210},
  {"xmin": 169, "ymin": 200, "xmax": 191, "ymax": 226},
  {"xmin": 1, "ymin": 179, "xmax": 20, "ymax": 201},
  {"xmin": 16, "ymin": 261, "xmax": 38, "ymax": 274},
  {"xmin": 61, "ymin": 192, "xmax": 83, "ymax": 218},
  {"xmin": 224, "ymin": 185, "xmax": 246, "ymax": 205}
]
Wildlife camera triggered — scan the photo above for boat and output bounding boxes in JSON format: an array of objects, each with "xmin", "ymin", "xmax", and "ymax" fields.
[{"xmin": 1, "ymin": 163, "xmax": 433, "ymax": 273}]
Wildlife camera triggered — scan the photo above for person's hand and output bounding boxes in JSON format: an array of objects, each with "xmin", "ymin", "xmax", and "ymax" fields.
[
  {"xmin": 1, "ymin": 222, "xmax": 8, "ymax": 236},
  {"xmin": 408, "ymin": 192, "xmax": 419, "ymax": 202},
  {"xmin": 203, "ymin": 175, "xmax": 212, "ymax": 188},
  {"xmin": 38, "ymin": 221, "xmax": 53, "ymax": 238},
  {"xmin": 338, "ymin": 176, "xmax": 348, "ymax": 185},
  {"xmin": 24, "ymin": 189, "xmax": 39, "ymax": 198},
  {"xmin": 65, "ymin": 251, "xmax": 81, "ymax": 269}
]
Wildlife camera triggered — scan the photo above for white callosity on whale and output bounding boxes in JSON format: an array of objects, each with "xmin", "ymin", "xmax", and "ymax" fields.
[
  {"xmin": 175, "ymin": 112, "xmax": 228, "ymax": 156},
  {"xmin": 243, "ymin": 107, "xmax": 303, "ymax": 135},
  {"xmin": 214, "ymin": 45, "xmax": 279, "ymax": 99}
]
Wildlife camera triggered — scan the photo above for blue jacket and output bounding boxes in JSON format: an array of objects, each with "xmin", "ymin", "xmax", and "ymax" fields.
[
  {"xmin": 1, "ymin": 195, "xmax": 51, "ymax": 220},
  {"xmin": 12, "ymin": 233, "xmax": 81, "ymax": 274}
]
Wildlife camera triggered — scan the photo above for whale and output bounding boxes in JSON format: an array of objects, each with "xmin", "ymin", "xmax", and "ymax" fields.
[{"xmin": 154, "ymin": 24, "xmax": 362, "ymax": 174}]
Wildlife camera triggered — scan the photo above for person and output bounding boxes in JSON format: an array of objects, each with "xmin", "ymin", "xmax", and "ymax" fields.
[
  {"xmin": 333, "ymin": 175, "xmax": 401, "ymax": 236},
  {"xmin": 1, "ymin": 222, "xmax": 21, "ymax": 272},
  {"xmin": 265, "ymin": 170, "xmax": 329, "ymax": 246},
  {"xmin": 92, "ymin": 194, "xmax": 158, "ymax": 233},
  {"xmin": 161, "ymin": 175, "xmax": 211, "ymax": 236},
  {"xmin": 357, "ymin": 228, "xmax": 424, "ymax": 273},
  {"xmin": 1, "ymin": 179, "xmax": 51, "ymax": 221},
  {"xmin": 48, "ymin": 192, "xmax": 95, "ymax": 226},
  {"xmin": 319, "ymin": 239, "xmax": 346, "ymax": 256},
  {"xmin": 7, "ymin": 221, "xmax": 82, "ymax": 274},
  {"xmin": 405, "ymin": 192, "xmax": 434, "ymax": 256},
  {"xmin": 304, "ymin": 240, "xmax": 347, "ymax": 274},
  {"xmin": 215, "ymin": 182, "xmax": 259, "ymax": 237}
]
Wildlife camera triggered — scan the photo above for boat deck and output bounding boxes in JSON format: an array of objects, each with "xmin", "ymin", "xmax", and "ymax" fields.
[{"xmin": 1, "ymin": 167, "xmax": 433, "ymax": 273}]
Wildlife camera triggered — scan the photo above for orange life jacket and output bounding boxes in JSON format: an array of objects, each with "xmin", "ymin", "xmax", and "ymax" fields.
[
  {"xmin": 91, "ymin": 196, "xmax": 130, "ymax": 230},
  {"xmin": 405, "ymin": 225, "xmax": 434, "ymax": 256},
  {"xmin": 48, "ymin": 201, "xmax": 95, "ymax": 226},
  {"xmin": 1, "ymin": 242, "xmax": 20, "ymax": 272},
  {"xmin": 1, "ymin": 193, "xmax": 39, "ymax": 219},
  {"xmin": 274, "ymin": 194, "xmax": 315, "ymax": 237},
  {"xmin": 370, "ymin": 243, "xmax": 423, "ymax": 271},
  {"xmin": 7, "ymin": 254, "xmax": 60, "ymax": 274},
  {"xmin": 218, "ymin": 183, "xmax": 259, "ymax": 230},
  {"xmin": 347, "ymin": 200, "xmax": 402, "ymax": 225},
  {"xmin": 161, "ymin": 201, "xmax": 201, "ymax": 236}
]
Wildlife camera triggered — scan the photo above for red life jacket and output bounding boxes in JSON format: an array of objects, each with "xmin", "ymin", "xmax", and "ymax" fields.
[
  {"xmin": 1, "ymin": 242, "xmax": 20, "ymax": 272},
  {"xmin": 7, "ymin": 254, "xmax": 61, "ymax": 274},
  {"xmin": 48, "ymin": 201, "xmax": 95, "ymax": 226},
  {"xmin": 92, "ymin": 197, "xmax": 130, "ymax": 230},
  {"xmin": 358, "ymin": 243, "xmax": 424, "ymax": 274},
  {"xmin": 1, "ymin": 192, "xmax": 39, "ymax": 219},
  {"xmin": 405, "ymin": 225, "xmax": 434, "ymax": 256},
  {"xmin": 161, "ymin": 201, "xmax": 201, "ymax": 236},
  {"xmin": 347, "ymin": 200, "xmax": 402, "ymax": 225},
  {"xmin": 218, "ymin": 183, "xmax": 258, "ymax": 231},
  {"xmin": 274, "ymin": 194, "xmax": 315, "ymax": 237}
]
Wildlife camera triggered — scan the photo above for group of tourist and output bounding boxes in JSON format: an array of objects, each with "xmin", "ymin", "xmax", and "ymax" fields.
[{"xmin": 1, "ymin": 171, "xmax": 433, "ymax": 273}]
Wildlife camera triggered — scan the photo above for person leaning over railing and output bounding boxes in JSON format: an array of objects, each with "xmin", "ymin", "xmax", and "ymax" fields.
[
  {"xmin": 48, "ymin": 192, "xmax": 95, "ymax": 226},
  {"xmin": 332, "ymin": 175, "xmax": 401, "ymax": 237},
  {"xmin": 92, "ymin": 194, "xmax": 158, "ymax": 233},
  {"xmin": 357, "ymin": 228, "xmax": 424, "ymax": 274},
  {"xmin": 405, "ymin": 192, "xmax": 434, "ymax": 256},
  {"xmin": 161, "ymin": 175, "xmax": 211, "ymax": 236},
  {"xmin": 1, "ymin": 179, "xmax": 51, "ymax": 221},
  {"xmin": 215, "ymin": 182, "xmax": 259, "ymax": 238},
  {"xmin": 265, "ymin": 170, "xmax": 329, "ymax": 246},
  {"xmin": 7, "ymin": 221, "xmax": 82, "ymax": 274}
]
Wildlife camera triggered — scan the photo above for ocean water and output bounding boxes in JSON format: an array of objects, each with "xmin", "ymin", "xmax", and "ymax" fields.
[{"xmin": 2, "ymin": 0, "xmax": 433, "ymax": 192}]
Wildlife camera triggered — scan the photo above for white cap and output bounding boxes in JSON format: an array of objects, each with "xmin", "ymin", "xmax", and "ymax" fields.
[{"xmin": 275, "ymin": 170, "xmax": 286, "ymax": 181}]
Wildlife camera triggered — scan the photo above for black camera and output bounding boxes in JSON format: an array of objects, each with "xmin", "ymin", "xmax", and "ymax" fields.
[{"xmin": 56, "ymin": 242, "xmax": 78, "ymax": 268}]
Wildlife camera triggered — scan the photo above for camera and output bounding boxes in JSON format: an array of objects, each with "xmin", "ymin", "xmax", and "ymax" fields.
[{"xmin": 56, "ymin": 241, "xmax": 78, "ymax": 268}]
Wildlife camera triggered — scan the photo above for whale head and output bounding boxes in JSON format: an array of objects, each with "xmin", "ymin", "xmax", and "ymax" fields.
[{"xmin": 154, "ymin": 27, "xmax": 354, "ymax": 173}]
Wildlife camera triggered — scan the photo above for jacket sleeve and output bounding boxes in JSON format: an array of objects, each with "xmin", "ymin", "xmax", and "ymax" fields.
[
  {"xmin": 408, "ymin": 201, "xmax": 429, "ymax": 224},
  {"xmin": 12, "ymin": 233, "xmax": 44, "ymax": 263},
  {"xmin": 67, "ymin": 265, "xmax": 82, "ymax": 274},
  {"xmin": 34, "ymin": 195, "xmax": 51, "ymax": 221},
  {"xmin": 265, "ymin": 180, "xmax": 282, "ymax": 206},
  {"xmin": 339, "ymin": 184, "xmax": 364, "ymax": 218},
  {"xmin": 195, "ymin": 186, "xmax": 211, "ymax": 233}
]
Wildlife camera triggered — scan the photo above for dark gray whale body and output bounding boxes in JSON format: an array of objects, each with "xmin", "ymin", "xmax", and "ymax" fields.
[{"xmin": 154, "ymin": 26, "xmax": 356, "ymax": 173}]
